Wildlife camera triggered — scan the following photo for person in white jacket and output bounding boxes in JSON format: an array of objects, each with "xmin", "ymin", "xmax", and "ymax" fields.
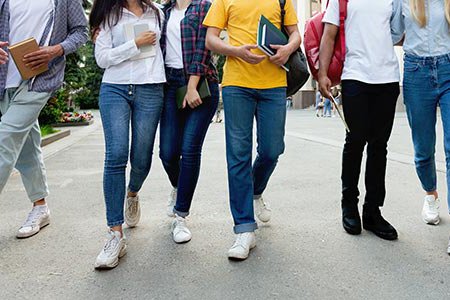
[{"xmin": 89, "ymin": 0, "xmax": 165, "ymax": 270}]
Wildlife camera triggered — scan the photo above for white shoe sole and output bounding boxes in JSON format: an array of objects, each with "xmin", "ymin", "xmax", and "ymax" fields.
[
  {"xmin": 16, "ymin": 217, "xmax": 50, "ymax": 239},
  {"xmin": 228, "ymin": 242, "xmax": 256, "ymax": 261},
  {"xmin": 423, "ymin": 217, "xmax": 440, "ymax": 225},
  {"xmin": 94, "ymin": 245, "xmax": 127, "ymax": 270}
]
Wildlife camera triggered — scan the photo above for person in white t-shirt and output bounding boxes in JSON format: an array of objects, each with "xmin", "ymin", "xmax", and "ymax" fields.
[
  {"xmin": 318, "ymin": 0, "xmax": 400, "ymax": 241},
  {"xmin": 159, "ymin": 0, "xmax": 219, "ymax": 245},
  {"xmin": 0, "ymin": 0, "xmax": 88, "ymax": 240},
  {"xmin": 90, "ymin": 0, "xmax": 165, "ymax": 270}
]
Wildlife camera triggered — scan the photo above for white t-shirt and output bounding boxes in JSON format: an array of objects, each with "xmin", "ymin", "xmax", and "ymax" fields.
[
  {"xmin": 323, "ymin": 0, "xmax": 400, "ymax": 84},
  {"xmin": 6, "ymin": 0, "xmax": 54, "ymax": 89},
  {"xmin": 165, "ymin": 8, "xmax": 186, "ymax": 69}
]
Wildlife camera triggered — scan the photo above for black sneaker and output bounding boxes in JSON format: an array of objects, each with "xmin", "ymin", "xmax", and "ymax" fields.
[
  {"xmin": 363, "ymin": 207, "xmax": 398, "ymax": 240},
  {"xmin": 342, "ymin": 205, "xmax": 361, "ymax": 235}
]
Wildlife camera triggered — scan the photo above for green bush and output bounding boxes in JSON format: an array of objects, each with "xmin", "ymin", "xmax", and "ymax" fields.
[{"xmin": 39, "ymin": 89, "xmax": 69, "ymax": 125}]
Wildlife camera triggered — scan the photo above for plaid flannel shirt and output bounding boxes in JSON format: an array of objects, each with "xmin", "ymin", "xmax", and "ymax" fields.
[
  {"xmin": 161, "ymin": 0, "xmax": 218, "ymax": 83},
  {"xmin": 0, "ymin": 0, "xmax": 89, "ymax": 97}
]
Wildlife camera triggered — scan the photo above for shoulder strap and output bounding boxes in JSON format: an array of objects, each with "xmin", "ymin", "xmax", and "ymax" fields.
[
  {"xmin": 339, "ymin": 0, "xmax": 348, "ymax": 61},
  {"xmin": 279, "ymin": 0, "xmax": 286, "ymax": 28}
]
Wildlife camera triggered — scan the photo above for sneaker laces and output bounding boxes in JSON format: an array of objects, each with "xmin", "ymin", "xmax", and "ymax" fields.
[
  {"xmin": 174, "ymin": 216, "xmax": 189, "ymax": 233},
  {"xmin": 22, "ymin": 207, "xmax": 45, "ymax": 228},
  {"xmin": 127, "ymin": 196, "xmax": 139, "ymax": 214},
  {"xmin": 103, "ymin": 231, "xmax": 120, "ymax": 254}
]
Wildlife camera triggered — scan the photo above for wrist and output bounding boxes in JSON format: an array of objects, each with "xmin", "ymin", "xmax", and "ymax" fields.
[{"xmin": 54, "ymin": 44, "xmax": 64, "ymax": 57}]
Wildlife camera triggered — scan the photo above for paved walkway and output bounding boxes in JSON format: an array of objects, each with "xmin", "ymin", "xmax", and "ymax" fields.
[{"xmin": 1, "ymin": 110, "xmax": 449, "ymax": 299}]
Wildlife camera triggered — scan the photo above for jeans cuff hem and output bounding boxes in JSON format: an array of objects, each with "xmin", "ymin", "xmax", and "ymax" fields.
[
  {"xmin": 173, "ymin": 209, "xmax": 189, "ymax": 218},
  {"xmin": 234, "ymin": 222, "xmax": 258, "ymax": 234},
  {"xmin": 108, "ymin": 220, "xmax": 124, "ymax": 227},
  {"xmin": 30, "ymin": 192, "xmax": 49, "ymax": 203}
]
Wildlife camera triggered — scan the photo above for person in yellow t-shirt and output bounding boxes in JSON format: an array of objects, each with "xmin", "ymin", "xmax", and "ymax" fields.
[{"xmin": 203, "ymin": 0, "xmax": 301, "ymax": 261}]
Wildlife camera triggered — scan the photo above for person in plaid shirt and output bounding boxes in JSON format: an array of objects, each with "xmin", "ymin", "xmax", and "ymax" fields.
[
  {"xmin": 0, "ymin": 0, "xmax": 88, "ymax": 239},
  {"xmin": 159, "ymin": 0, "xmax": 219, "ymax": 244}
]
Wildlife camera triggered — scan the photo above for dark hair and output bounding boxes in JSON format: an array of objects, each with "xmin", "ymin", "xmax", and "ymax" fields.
[{"xmin": 89, "ymin": 0, "xmax": 161, "ymax": 33}]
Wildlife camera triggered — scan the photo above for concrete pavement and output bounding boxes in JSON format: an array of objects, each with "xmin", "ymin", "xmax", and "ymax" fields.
[{"xmin": 0, "ymin": 110, "xmax": 449, "ymax": 299}]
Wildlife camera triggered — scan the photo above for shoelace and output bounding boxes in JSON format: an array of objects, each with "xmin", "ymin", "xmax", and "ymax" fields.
[
  {"xmin": 233, "ymin": 233, "xmax": 248, "ymax": 248},
  {"xmin": 175, "ymin": 217, "xmax": 190, "ymax": 234},
  {"xmin": 103, "ymin": 232, "xmax": 119, "ymax": 254},
  {"xmin": 22, "ymin": 208, "xmax": 45, "ymax": 228},
  {"xmin": 127, "ymin": 197, "xmax": 138, "ymax": 214}
]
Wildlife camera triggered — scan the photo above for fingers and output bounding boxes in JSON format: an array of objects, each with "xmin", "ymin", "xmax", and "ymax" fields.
[
  {"xmin": 270, "ymin": 44, "xmax": 281, "ymax": 50},
  {"xmin": 187, "ymin": 98, "xmax": 203, "ymax": 109},
  {"xmin": 0, "ymin": 41, "xmax": 8, "ymax": 47},
  {"xmin": 183, "ymin": 99, "xmax": 187, "ymax": 109},
  {"xmin": 0, "ymin": 48, "xmax": 8, "ymax": 64},
  {"xmin": 23, "ymin": 49, "xmax": 46, "ymax": 59},
  {"xmin": 246, "ymin": 53, "xmax": 266, "ymax": 64}
]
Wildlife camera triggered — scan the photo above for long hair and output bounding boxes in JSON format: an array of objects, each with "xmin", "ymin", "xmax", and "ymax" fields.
[
  {"xmin": 89, "ymin": 0, "xmax": 161, "ymax": 31},
  {"xmin": 410, "ymin": 0, "xmax": 450, "ymax": 27}
]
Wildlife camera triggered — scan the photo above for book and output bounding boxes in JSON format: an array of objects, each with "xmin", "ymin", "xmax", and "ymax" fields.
[
  {"xmin": 8, "ymin": 38, "xmax": 49, "ymax": 80},
  {"xmin": 175, "ymin": 79, "xmax": 211, "ymax": 109},
  {"xmin": 330, "ymin": 95, "xmax": 350, "ymax": 132},
  {"xmin": 257, "ymin": 15, "xmax": 289, "ymax": 72},
  {"xmin": 123, "ymin": 22, "xmax": 156, "ymax": 61}
]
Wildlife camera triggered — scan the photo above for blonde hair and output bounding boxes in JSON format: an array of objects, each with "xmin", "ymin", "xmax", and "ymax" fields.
[{"xmin": 410, "ymin": 0, "xmax": 450, "ymax": 27}]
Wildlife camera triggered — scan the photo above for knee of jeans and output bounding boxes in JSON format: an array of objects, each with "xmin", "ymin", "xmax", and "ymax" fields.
[
  {"xmin": 414, "ymin": 154, "xmax": 434, "ymax": 167},
  {"xmin": 258, "ymin": 145, "xmax": 285, "ymax": 163},
  {"xmin": 159, "ymin": 146, "xmax": 179, "ymax": 165},
  {"xmin": 181, "ymin": 143, "xmax": 202, "ymax": 161},
  {"xmin": 105, "ymin": 148, "xmax": 128, "ymax": 168},
  {"xmin": 344, "ymin": 134, "xmax": 366, "ymax": 151}
]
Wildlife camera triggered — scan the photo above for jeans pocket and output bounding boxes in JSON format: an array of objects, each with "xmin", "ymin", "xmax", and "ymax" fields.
[{"xmin": 404, "ymin": 61, "xmax": 421, "ymax": 72}]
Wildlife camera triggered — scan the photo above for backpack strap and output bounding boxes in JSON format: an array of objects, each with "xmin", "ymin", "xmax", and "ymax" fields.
[
  {"xmin": 279, "ymin": 0, "xmax": 286, "ymax": 28},
  {"xmin": 339, "ymin": 0, "xmax": 348, "ymax": 62}
]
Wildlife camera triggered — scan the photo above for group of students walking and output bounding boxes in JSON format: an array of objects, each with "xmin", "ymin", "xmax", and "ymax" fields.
[{"xmin": 0, "ymin": 0, "xmax": 449, "ymax": 270}]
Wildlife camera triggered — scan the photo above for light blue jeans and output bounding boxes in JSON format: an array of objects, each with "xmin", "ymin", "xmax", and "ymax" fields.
[
  {"xmin": 0, "ymin": 81, "xmax": 50, "ymax": 202},
  {"xmin": 222, "ymin": 86, "xmax": 287, "ymax": 234},
  {"xmin": 99, "ymin": 83, "xmax": 164, "ymax": 227},
  {"xmin": 403, "ymin": 53, "xmax": 450, "ymax": 209}
]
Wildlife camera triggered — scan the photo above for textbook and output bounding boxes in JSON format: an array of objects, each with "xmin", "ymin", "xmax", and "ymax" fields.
[
  {"xmin": 175, "ymin": 79, "xmax": 211, "ymax": 109},
  {"xmin": 8, "ymin": 38, "xmax": 49, "ymax": 80},
  {"xmin": 123, "ymin": 22, "xmax": 156, "ymax": 60},
  {"xmin": 257, "ymin": 15, "xmax": 289, "ymax": 72}
]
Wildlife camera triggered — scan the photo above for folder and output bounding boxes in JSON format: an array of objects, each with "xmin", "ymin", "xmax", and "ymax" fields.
[{"xmin": 8, "ymin": 38, "xmax": 49, "ymax": 80}]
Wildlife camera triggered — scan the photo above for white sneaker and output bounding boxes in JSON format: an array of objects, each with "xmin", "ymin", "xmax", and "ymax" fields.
[
  {"xmin": 16, "ymin": 205, "xmax": 50, "ymax": 238},
  {"xmin": 125, "ymin": 194, "xmax": 141, "ymax": 227},
  {"xmin": 172, "ymin": 215, "xmax": 192, "ymax": 244},
  {"xmin": 94, "ymin": 230, "xmax": 127, "ymax": 269},
  {"xmin": 167, "ymin": 188, "xmax": 177, "ymax": 217},
  {"xmin": 228, "ymin": 232, "xmax": 256, "ymax": 260},
  {"xmin": 422, "ymin": 195, "xmax": 440, "ymax": 225},
  {"xmin": 254, "ymin": 196, "xmax": 271, "ymax": 223}
]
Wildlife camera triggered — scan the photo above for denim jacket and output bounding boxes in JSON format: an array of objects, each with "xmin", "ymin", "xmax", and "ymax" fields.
[
  {"xmin": 391, "ymin": 0, "xmax": 450, "ymax": 57},
  {"xmin": 0, "ymin": 0, "xmax": 89, "ymax": 97}
]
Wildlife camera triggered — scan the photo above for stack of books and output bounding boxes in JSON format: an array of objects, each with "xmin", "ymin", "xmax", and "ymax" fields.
[{"xmin": 257, "ymin": 15, "xmax": 289, "ymax": 71}]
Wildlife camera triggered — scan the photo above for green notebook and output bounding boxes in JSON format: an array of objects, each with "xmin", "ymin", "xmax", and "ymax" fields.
[{"xmin": 175, "ymin": 78, "xmax": 211, "ymax": 109}]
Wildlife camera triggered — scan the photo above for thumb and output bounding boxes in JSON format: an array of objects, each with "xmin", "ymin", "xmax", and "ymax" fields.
[
  {"xmin": 270, "ymin": 44, "xmax": 281, "ymax": 50},
  {"xmin": 183, "ymin": 99, "xmax": 187, "ymax": 109}
]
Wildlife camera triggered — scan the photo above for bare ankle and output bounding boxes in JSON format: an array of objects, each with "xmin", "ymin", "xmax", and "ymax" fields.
[
  {"xmin": 110, "ymin": 226, "xmax": 123, "ymax": 237},
  {"xmin": 426, "ymin": 191, "xmax": 438, "ymax": 199},
  {"xmin": 33, "ymin": 199, "xmax": 46, "ymax": 206}
]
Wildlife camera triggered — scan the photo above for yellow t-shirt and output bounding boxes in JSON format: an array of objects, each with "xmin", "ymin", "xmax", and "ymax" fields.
[{"xmin": 203, "ymin": 0, "xmax": 298, "ymax": 89}]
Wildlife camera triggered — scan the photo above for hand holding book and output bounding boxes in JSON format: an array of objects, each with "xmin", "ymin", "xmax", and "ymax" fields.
[
  {"xmin": 135, "ymin": 31, "xmax": 157, "ymax": 48},
  {"xmin": 23, "ymin": 45, "xmax": 63, "ymax": 70},
  {"xmin": 268, "ymin": 44, "xmax": 292, "ymax": 67},
  {"xmin": 234, "ymin": 45, "xmax": 265, "ymax": 65}
]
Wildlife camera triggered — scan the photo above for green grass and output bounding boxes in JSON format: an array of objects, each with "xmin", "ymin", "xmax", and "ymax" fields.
[{"xmin": 40, "ymin": 125, "xmax": 59, "ymax": 137}]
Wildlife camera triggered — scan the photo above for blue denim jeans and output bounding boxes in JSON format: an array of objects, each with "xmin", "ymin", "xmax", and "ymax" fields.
[
  {"xmin": 403, "ymin": 53, "xmax": 450, "ymax": 209},
  {"xmin": 99, "ymin": 83, "xmax": 164, "ymax": 227},
  {"xmin": 323, "ymin": 98, "xmax": 332, "ymax": 116},
  {"xmin": 159, "ymin": 68, "xmax": 219, "ymax": 217},
  {"xmin": 222, "ymin": 86, "xmax": 287, "ymax": 233}
]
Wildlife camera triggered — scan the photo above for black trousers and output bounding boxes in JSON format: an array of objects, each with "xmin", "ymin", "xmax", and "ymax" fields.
[{"xmin": 341, "ymin": 80, "xmax": 400, "ymax": 210}]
